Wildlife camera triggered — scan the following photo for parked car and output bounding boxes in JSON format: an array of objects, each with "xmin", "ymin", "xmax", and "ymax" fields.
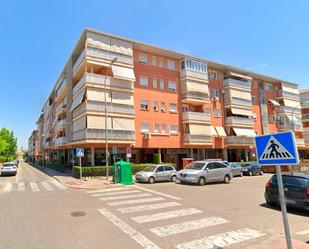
[
  {"xmin": 178, "ymin": 160, "xmax": 233, "ymax": 186},
  {"xmin": 135, "ymin": 165, "xmax": 177, "ymax": 184},
  {"xmin": 1, "ymin": 162, "xmax": 17, "ymax": 176},
  {"xmin": 241, "ymin": 162, "xmax": 263, "ymax": 176},
  {"xmin": 265, "ymin": 173, "xmax": 309, "ymax": 211},
  {"xmin": 229, "ymin": 162, "xmax": 243, "ymax": 177}
]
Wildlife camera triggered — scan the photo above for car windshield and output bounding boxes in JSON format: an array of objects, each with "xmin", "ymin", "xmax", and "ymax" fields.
[
  {"xmin": 185, "ymin": 162, "xmax": 205, "ymax": 170},
  {"xmin": 3, "ymin": 164, "xmax": 14, "ymax": 167},
  {"xmin": 142, "ymin": 166, "xmax": 156, "ymax": 172}
]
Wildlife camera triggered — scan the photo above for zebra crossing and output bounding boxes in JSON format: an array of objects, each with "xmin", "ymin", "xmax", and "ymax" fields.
[
  {"xmin": 86, "ymin": 185, "xmax": 266, "ymax": 249},
  {"xmin": 0, "ymin": 180, "xmax": 67, "ymax": 194}
]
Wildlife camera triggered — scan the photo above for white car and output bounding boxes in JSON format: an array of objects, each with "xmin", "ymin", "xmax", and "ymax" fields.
[{"xmin": 1, "ymin": 162, "xmax": 17, "ymax": 176}]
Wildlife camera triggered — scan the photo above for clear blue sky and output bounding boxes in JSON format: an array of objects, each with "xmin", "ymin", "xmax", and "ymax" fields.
[{"xmin": 0, "ymin": 0, "xmax": 308, "ymax": 149}]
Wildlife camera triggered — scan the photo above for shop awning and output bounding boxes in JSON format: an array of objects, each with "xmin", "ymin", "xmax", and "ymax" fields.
[
  {"xmin": 228, "ymin": 72, "xmax": 252, "ymax": 80},
  {"xmin": 231, "ymin": 108, "xmax": 253, "ymax": 116},
  {"xmin": 215, "ymin": 126, "xmax": 227, "ymax": 137},
  {"xmin": 233, "ymin": 128, "xmax": 256, "ymax": 137},
  {"xmin": 112, "ymin": 65, "xmax": 136, "ymax": 81},
  {"xmin": 268, "ymin": 99, "xmax": 280, "ymax": 107},
  {"xmin": 70, "ymin": 89, "xmax": 85, "ymax": 111}
]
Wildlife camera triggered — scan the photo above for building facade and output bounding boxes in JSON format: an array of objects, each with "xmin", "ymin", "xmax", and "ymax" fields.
[
  {"xmin": 28, "ymin": 28, "xmax": 307, "ymax": 168},
  {"xmin": 300, "ymin": 90, "xmax": 309, "ymax": 159},
  {"xmin": 28, "ymin": 130, "xmax": 38, "ymax": 162}
]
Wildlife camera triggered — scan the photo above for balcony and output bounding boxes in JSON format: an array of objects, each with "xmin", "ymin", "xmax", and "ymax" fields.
[
  {"xmin": 73, "ymin": 73, "xmax": 134, "ymax": 96},
  {"xmin": 278, "ymin": 123, "xmax": 303, "ymax": 131},
  {"xmin": 226, "ymin": 136, "xmax": 255, "ymax": 146},
  {"xmin": 55, "ymin": 119, "xmax": 67, "ymax": 131},
  {"xmin": 180, "ymin": 68, "xmax": 208, "ymax": 82},
  {"xmin": 73, "ymin": 101, "xmax": 135, "ymax": 119},
  {"xmin": 224, "ymin": 97, "xmax": 252, "ymax": 107},
  {"xmin": 55, "ymin": 78, "xmax": 67, "ymax": 101},
  {"xmin": 182, "ymin": 112, "xmax": 211, "ymax": 123},
  {"xmin": 181, "ymin": 92, "xmax": 210, "ymax": 104},
  {"xmin": 183, "ymin": 134, "xmax": 212, "ymax": 145},
  {"xmin": 223, "ymin": 78, "xmax": 251, "ymax": 90},
  {"xmin": 54, "ymin": 137, "xmax": 67, "ymax": 146},
  {"xmin": 225, "ymin": 116, "xmax": 254, "ymax": 127},
  {"xmin": 304, "ymin": 127, "xmax": 309, "ymax": 134},
  {"xmin": 302, "ymin": 113, "xmax": 309, "ymax": 121},
  {"xmin": 73, "ymin": 129, "xmax": 135, "ymax": 142},
  {"xmin": 296, "ymin": 138, "xmax": 305, "ymax": 147},
  {"xmin": 277, "ymin": 106, "xmax": 301, "ymax": 114},
  {"xmin": 277, "ymin": 89, "xmax": 299, "ymax": 100}
]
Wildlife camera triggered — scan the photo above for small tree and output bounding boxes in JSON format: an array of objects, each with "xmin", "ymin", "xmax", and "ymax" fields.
[{"xmin": 0, "ymin": 128, "xmax": 17, "ymax": 162}]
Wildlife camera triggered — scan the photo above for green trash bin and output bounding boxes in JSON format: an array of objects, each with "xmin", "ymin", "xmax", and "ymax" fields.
[{"xmin": 113, "ymin": 160, "xmax": 134, "ymax": 185}]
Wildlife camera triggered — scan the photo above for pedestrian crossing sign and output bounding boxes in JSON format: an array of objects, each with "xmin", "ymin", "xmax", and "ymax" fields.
[
  {"xmin": 255, "ymin": 131, "xmax": 299, "ymax": 165},
  {"xmin": 76, "ymin": 148, "xmax": 84, "ymax": 157}
]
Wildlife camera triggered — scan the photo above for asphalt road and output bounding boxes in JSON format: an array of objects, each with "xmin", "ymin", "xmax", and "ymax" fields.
[{"xmin": 0, "ymin": 162, "xmax": 308, "ymax": 249}]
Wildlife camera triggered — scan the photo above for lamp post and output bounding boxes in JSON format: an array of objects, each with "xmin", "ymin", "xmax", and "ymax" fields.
[{"xmin": 104, "ymin": 57, "xmax": 118, "ymax": 180}]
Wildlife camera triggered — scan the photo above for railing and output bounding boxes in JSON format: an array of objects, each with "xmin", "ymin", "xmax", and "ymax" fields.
[
  {"xmin": 278, "ymin": 123, "xmax": 303, "ymax": 130},
  {"xmin": 183, "ymin": 134, "xmax": 212, "ymax": 144},
  {"xmin": 225, "ymin": 116, "xmax": 254, "ymax": 126},
  {"xmin": 73, "ymin": 129, "xmax": 135, "ymax": 141},
  {"xmin": 182, "ymin": 92, "xmax": 210, "ymax": 102},
  {"xmin": 180, "ymin": 68, "xmax": 208, "ymax": 81},
  {"xmin": 55, "ymin": 119, "xmax": 67, "ymax": 130},
  {"xmin": 224, "ymin": 97, "xmax": 252, "ymax": 107},
  {"xmin": 182, "ymin": 112, "xmax": 211, "ymax": 122},
  {"xmin": 226, "ymin": 136, "xmax": 255, "ymax": 146},
  {"xmin": 278, "ymin": 89, "xmax": 299, "ymax": 99},
  {"xmin": 223, "ymin": 78, "xmax": 251, "ymax": 90},
  {"xmin": 73, "ymin": 50, "xmax": 86, "ymax": 73},
  {"xmin": 54, "ymin": 137, "xmax": 67, "ymax": 145},
  {"xmin": 276, "ymin": 106, "xmax": 301, "ymax": 114},
  {"xmin": 56, "ymin": 78, "xmax": 67, "ymax": 98}
]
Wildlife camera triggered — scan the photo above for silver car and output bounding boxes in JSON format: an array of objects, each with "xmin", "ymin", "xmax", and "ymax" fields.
[
  {"xmin": 178, "ymin": 160, "xmax": 233, "ymax": 186},
  {"xmin": 135, "ymin": 165, "xmax": 177, "ymax": 184},
  {"xmin": 1, "ymin": 162, "xmax": 17, "ymax": 176},
  {"xmin": 229, "ymin": 162, "xmax": 243, "ymax": 177}
]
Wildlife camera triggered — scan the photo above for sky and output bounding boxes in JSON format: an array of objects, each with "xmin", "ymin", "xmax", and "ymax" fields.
[{"xmin": 0, "ymin": 0, "xmax": 309, "ymax": 149}]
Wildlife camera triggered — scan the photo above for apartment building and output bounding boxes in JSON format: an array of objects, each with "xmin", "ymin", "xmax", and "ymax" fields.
[
  {"xmin": 28, "ymin": 130, "xmax": 38, "ymax": 162},
  {"xmin": 300, "ymin": 90, "xmax": 309, "ymax": 158},
  {"xmin": 28, "ymin": 28, "xmax": 307, "ymax": 168}
]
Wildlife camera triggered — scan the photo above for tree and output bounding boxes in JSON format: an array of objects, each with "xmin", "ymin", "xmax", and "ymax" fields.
[{"xmin": 0, "ymin": 128, "xmax": 17, "ymax": 163}]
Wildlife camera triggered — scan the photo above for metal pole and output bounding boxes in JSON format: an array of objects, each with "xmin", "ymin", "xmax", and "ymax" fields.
[
  {"xmin": 104, "ymin": 72, "xmax": 109, "ymax": 180},
  {"xmin": 275, "ymin": 165, "xmax": 292, "ymax": 249},
  {"xmin": 79, "ymin": 156, "xmax": 83, "ymax": 182}
]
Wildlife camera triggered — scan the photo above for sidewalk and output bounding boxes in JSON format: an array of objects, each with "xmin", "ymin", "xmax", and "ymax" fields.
[
  {"xmin": 263, "ymin": 237, "xmax": 309, "ymax": 249},
  {"xmin": 31, "ymin": 164, "xmax": 119, "ymax": 190}
]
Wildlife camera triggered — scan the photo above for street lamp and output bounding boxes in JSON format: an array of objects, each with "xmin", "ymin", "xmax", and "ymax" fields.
[{"xmin": 104, "ymin": 57, "xmax": 118, "ymax": 180}]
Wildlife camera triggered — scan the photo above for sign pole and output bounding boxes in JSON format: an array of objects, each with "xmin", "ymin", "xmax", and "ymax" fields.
[
  {"xmin": 79, "ymin": 156, "xmax": 83, "ymax": 182},
  {"xmin": 275, "ymin": 165, "xmax": 292, "ymax": 249}
]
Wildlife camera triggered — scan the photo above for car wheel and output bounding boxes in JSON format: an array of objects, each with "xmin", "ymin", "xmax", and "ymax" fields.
[
  {"xmin": 240, "ymin": 172, "xmax": 243, "ymax": 177},
  {"xmin": 224, "ymin": 175, "xmax": 230, "ymax": 184},
  {"xmin": 148, "ymin": 177, "xmax": 155, "ymax": 184},
  {"xmin": 198, "ymin": 177, "xmax": 206, "ymax": 186},
  {"xmin": 171, "ymin": 175, "xmax": 177, "ymax": 182},
  {"xmin": 260, "ymin": 171, "xmax": 264, "ymax": 175},
  {"xmin": 249, "ymin": 171, "xmax": 253, "ymax": 176}
]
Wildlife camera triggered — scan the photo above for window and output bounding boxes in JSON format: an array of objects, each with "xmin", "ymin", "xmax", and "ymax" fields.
[
  {"xmin": 182, "ymin": 105, "xmax": 189, "ymax": 112},
  {"xmin": 164, "ymin": 166, "xmax": 174, "ymax": 171},
  {"xmin": 159, "ymin": 57, "xmax": 164, "ymax": 67},
  {"xmin": 212, "ymin": 89, "xmax": 219, "ymax": 99},
  {"xmin": 152, "ymin": 79, "xmax": 157, "ymax": 88},
  {"xmin": 139, "ymin": 53, "xmax": 148, "ymax": 64},
  {"xmin": 139, "ymin": 75, "xmax": 148, "ymax": 87},
  {"xmin": 252, "ymin": 96, "xmax": 256, "ymax": 105},
  {"xmin": 168, "ymin": 81, "xmax": 176, "ymax": 91},
  {"xmin": 266, "ymin": 83, "xmax": 273, "ymax": 91},
  {"xmin": 278, "ymin": 115, "xmax": 285, "ymax": 125},
  {"xmin": 140, "ymin": 99, "xmax": 149, "ymax": 110},
  {"xmin": 169, "ymin": 103, "xmax": 177, "ymax": 113},
  {"xmin": 154, "ymin": 123, "xmax": 159, "ymax": 133},
  {"xmin": 167, "ymin": 60, "xmax": 176, "ymax": 70},
  {"xmin": 140, "ymin": 122, "xmax": 150, "ymax": 132},
  {"xmin": 160, "ymin": 79, "xmax": 165, "ymax": 89},
  {"xmin": 170, "ymin": 125, "xmax": 178, "ymax": 134},
  {"xmin": 161, "ymin": 102, "xmax": 166, "ymax": 112},
  {"xmin": 204, "ymin": 108, "xmax": 211, "ymax": 115},
  {"xmin": 209, "ymin": 71, "xmax": 218, "ymax": 80},
  {"xmin": 214, "ymin": 108, "xmax": 221, "ymax": 117},
  {"xmin": 151, "ymin": 56, "xmax": 157, "ymax": 66},
  {"xmin": 161, "ymin": 124, "xmax": 167, "ymax": 134},
  {"xmin": 183, "ymin": 59, "xmax": 208, "ymax": 72},
  {"xmin": 156, "ymin": 166, "xmax": 164, "ymax": 172},
  {"xmin": 154, "ymin": 101, "xmax": 158, "ymax": 111},
  {"xmin": 269, "ymin": 115, "xmax": 276, "ymax": 123}
]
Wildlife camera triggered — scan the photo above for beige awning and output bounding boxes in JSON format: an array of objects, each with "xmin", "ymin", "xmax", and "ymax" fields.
[
  {"xmin": 70, "ymin": 89, "xmax": 85, "ymax": 111},
  {"xmin": 112, "ymin": 91, "xmax": 133, "ymax": 105},
  {"xmin": 113, "ymin": 117, "xmax": 135, "ymax": 130},
  {"xmin": 87, "ymin": 115, "xmax": 111, "ymax": 129},
  {"xmin": 215, "ymin": 126, "xmax": 227, "ymax": 137},
  {"xmin": 229, "ymin": 89, "xmax": 252, "ymax": 100},
  {"xmin": 210, "ymin": 126, "xmax": 218, "ymax": 136},
  {"xmin": 112, "ymin": 65, "xmax": 135, "ymax": 81},
  {"xmin": 181, "ymin": 80, "xmax": 209, "ymax": 94},
  {"xmin": 231, "ymin": 108, "xmax": 253, "ymax": 116},
  {"xmin": 282, "ymin": 85, "xmax": 299, "ymax": 95},
  {"xmin": 283, "ymin": 99, "xmax": 300, "ymax": 108},
  {"xmin": 228, "ymin": 72, "xmax": 252, "ymax": 80},
  {"xmin": 73, "ymin": 116, "xmax": 86, "ymax": 132},
  {"xmin": 87, "ymin": 88, "xmax": 111, "ymax": 102},
  {"xmin": 189, "ymin": 124, "xmax": 211, "ymax": 135},
  {"xmin": 268, "ymin": 99, "xmax": 280, "ymax": 106},
  {"xmin": 233, "ymin": 128, "xmax": 256, "ymax": 137}
]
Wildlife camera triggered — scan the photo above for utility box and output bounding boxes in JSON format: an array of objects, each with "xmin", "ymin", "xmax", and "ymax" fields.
[{"xmin": 112, "ymin": 160, "xmax": 134, "ymax": 185}]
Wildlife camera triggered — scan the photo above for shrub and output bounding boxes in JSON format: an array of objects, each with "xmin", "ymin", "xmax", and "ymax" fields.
[
  {"xmin": 46, "ymin": 162, "xmax": 65, "ymax": 172},
  {"xmin": 153, "ymin": 154, "xmax": 161, "ymax": 164}
]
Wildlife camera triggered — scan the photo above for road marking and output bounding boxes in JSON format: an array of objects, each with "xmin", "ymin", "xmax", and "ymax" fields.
[
  {"xmin": 50, "ymin": 179, "xmax": 67, "ymax": 190},
  {"xmin": 133, "ymin": 186, "xmax": 182, "ymax": 200},
  {"xmin": 41, "ymin": 181, "xmax": 53, "ymax": 191},
  {"xmin": 92, "ymin": 190, "xmax": 141, "ymax": 197},
  {"xmin": 175, "ymin": 227, "xmax": 265, "ymax": 249},
  {"xmin": 86, "ymin": 187, "xmax": 128, "ymax": 194},
  {"xmin": 150, "ymin": 217, "xmax": 228, "ymax": 237},
  {"xmin": 296, "ymin": 229, "xmax": 309, "ymax": 235},
  {"xmin": 30, "ymin": 182, "xmax": 40, "ymax": 192},
  {"xmin": 98, "ymin": 208, "xmax": 161, "ymax": 249},
  {"xmin": 3, "ymin": 182, "xmax": 13, "ymax": 193},
  {"xmin": 99, "ymin": 193, "xmax": 152, "ymax": 201},
  {"xmin": 18, "ymin": 182, "xmax": 25, "ymax": 192},
  {"xmin": 131, "ymin": 208, "xmax": 202, "ymax": 224},
  {"xmin": 118, "ymin": 202, "xmax": 182, "ymax": 214},
  {"xmin": 108, "ymin": 197, "xmax": 165, "ymax": 206}
]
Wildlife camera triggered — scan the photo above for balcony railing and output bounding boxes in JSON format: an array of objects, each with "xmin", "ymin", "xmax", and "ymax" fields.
[
  {"xmin": 224, "ymin": 97, "xmax": 252, "ymax": 107},
  {"xmin": 56, "ymin": 78, "xmax": 67, "ymax": 98},
  {"xmin": 55, "ymin": 119, "xmax": 67, "ymax": 130},
  {"xmin": 225, "ymin": 116, "xmax": 254, "ymax": 126},
  {"xmin": 226, "ymin": 136, "xmax": 255, "ymax": 146},
  {"xmin": 73, "ymin": 101, "xmax": 135, "ymax": 118},
  {"xmin": 278, "ymin": 123, "xmax": 303, "ymax": 130},
  {"xmin": 54, "ymin": 137, "xmax": 67, "ymax": 145},
  {"xmin": 73, "ymin": 129, "xmax": 135, "ymax": 142},
  {"xmin": 180, "ymin": 68, "xmax": 208, "ymax": 82},
  {"xmin": 183, "ymin": 134, "xmax": 212, "ymax": 144},
  {"xmin": 278, "ymin": 89, "xmax": 299, "ymax": 99},
  {"xmin": 73, "ymin": 73, "xmax": 134, "ymax": 96},
  {"xmin": 182, "ymin": 112, "xmax": 211, "ymax": 123},
  {"xmin": 181, "ymin": 92, "xmax": 210, "ymax": 103},
  {"xmin": 276, "ymin": 106, "xmax": 301, "ymax": 114},
  {"xmin": 223, "ymin": 78, "xmax": 251, "ymax": 90}
]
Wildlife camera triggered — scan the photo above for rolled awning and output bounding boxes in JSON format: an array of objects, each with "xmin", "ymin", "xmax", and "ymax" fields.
[
  {"xmin": 282, "ymin": 85, "xmax": 299, "ymax": 95},
  {"xmin": 210, "ymin": 126, "xmax": 218, "ymax": 136},
  {"xmin": 215, "ymin": 126, "xmax": 227, "ymax": 137},
  {"xmin": 229, "ymin": 89, "xmax": 252, "ymax": 100},
  {"xmin": 181, "ymin": 80, "xmax": 209, "ymax": 94},
  {"xmin": 189, "ymin": 124, "xmax": 211, "ymax": 135},
  {"xmin": 112, "ymin": 65, "xmax": 136, "ymax": 81},
  {"xmin": 268, "ymin": 99, "xmax": 280, "ymax": 107},
  {"xmin": 233, "ymin": 128, "xmax": 256, "ymax": 137},
  {"xmin": 70, "ymin": 89, "xmax": 85, "ymax": 111},
  {"xmin": 283, "ymin": 99, "xmax": 300, "ymax": 108},
  {"xmin": 228, "ymin": 72, "xmax": 252, "ymax": 80},
  {"xmin": 231, "ymin": 108, "xmax": 253, "ymax": 116}
]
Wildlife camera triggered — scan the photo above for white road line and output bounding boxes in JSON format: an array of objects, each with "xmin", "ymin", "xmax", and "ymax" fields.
[
  {"xmin": 92, "ymin": 190, "xmax": 141, "ymax": 197},
  {"xmin": 99, "ymin": 193, "xmax": 152, "ymax": 201},
  {"xmin": 118, "ymin": 202, "xmax": 182, "ymax": 214},
  {"xmin": 150, "ymin": 217, "xmax": 228, "ymax": 237},
  {"xmin": 18, "ymin": 182, "xmax": 25, "ymax": 192},
  {"xmin": 131, "ymin": 208, "xmax": 202, "ymax": 224},
  {"xmin": 41, "ymin": 181, "xmax": 53, "ymax": 191},
  {"xmin": 108, "ymin": 197, "xmax": 165, "ymax": 206},
  {"xmin": 176, "ymin": 227, "xmax": 265, "ymax": 249},
  {"xmin": 98, "ymin": 209, "xmax": 161, "ymax": 249},
  {"xmin": 30, "ymin": 182, "xmax": 40, "ymax": 192},
  {"xmin": 133, "ymin": 186, "xmax": 182, "ymax": 200},
  {"xmin": 3, "ymin": 182, "xmax": 13, "ymax": 193},
  {"xmin": 296, "ymin": 229, "xmax": 309, "ymax": 235},
  {"xmin": 86, "ymin": 187, "xmax": 128, "ymax": 194},
  {"xmin": 50, "ymin": 179, "xmax": 67, "ymax": 190}
]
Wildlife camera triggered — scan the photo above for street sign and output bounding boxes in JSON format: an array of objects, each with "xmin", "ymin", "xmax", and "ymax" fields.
[
  {"xmin": 255, "ymin": 131, "xmax": 299, "ymax": 165},
  {"xmin": 126, "ymin": 147, "xmax": 131, "ymax": 158},
  {"xmin": 76, "ymin": 148, "xmax": 84, "ymax": 158}
]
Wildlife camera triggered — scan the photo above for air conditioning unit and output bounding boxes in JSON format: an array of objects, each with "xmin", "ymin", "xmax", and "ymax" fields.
[{"xmin": 144, "ymin": 132, "xmax": 151, "ymax": 140}]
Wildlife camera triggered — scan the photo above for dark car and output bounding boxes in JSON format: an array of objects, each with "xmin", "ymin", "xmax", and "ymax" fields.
[
  {"xmin": 241, "ymin": 162, "xmax": 263, "ymax": 176},
  {"xmin": 265, "ymin": 173, "xmax": 309, "ymax": 211}
]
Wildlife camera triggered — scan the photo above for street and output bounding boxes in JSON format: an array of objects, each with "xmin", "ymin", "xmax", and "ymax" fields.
[{"xmin": 0, "ymin": 162, "xmax": 308, "ymax": 249}]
